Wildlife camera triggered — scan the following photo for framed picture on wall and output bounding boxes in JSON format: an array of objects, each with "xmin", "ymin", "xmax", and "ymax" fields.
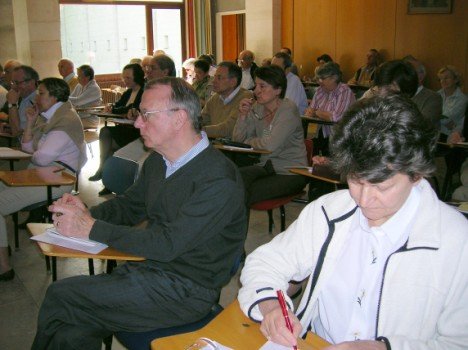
[{"xmin": 408, "ymin": 0, "xmax": 452, "ymax": 14}]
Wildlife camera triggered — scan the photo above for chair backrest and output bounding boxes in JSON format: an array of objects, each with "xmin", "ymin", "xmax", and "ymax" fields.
[
  {"xmin": 102, "ymin": 156, "xmax": 139, "ymax": 194},
  {"xmin": 304, "ymin": 138, "xmax": 314, "ymax": 166}
]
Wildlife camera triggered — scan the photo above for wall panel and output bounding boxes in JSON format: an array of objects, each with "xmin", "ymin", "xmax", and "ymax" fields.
[{"xmin": 285, "ymin": 0, "xmax": 468, "ymax": 91}]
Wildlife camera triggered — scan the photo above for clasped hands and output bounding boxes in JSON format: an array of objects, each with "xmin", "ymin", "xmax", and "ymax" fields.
[{"xmin": 48, "ymin": 193, "xmax": 95, "ymax": 239}]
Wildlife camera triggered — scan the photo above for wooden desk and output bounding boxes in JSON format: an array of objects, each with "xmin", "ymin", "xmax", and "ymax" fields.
[
  {"xmin": 75, "ymin": 105, "xmax": 105, "ymax": 112},
  {"xmin": 289, "ymin": 165, "xmax": 342, "ymax": 185},
  {"xmin": 301, "ymin": 116, "xmax": 335, "ymax": 127},
  {"xmin": 0, "ymin": 166, "xmax": 76, "ymax": 206},
  {"xmin": 89, "ymin": 111, "xmax": 130, "ymax": 126},
  {"xmin": 28, "ymin": 223, "xmax": 145, "ymax": 281},
  {"xmin": 151, "ymin": 301, "xmax": 330, "ymax": 350},
  {"xmin": 214, "ymin": 144, "xmax": 271, "ymax": 155},
  {"xmin": 0, "ymin": 147, "xmax": 32, "ymax": 170},
  {"xmin": 0, "ymin": 131, "xmax": 19, "ymax": 148}
]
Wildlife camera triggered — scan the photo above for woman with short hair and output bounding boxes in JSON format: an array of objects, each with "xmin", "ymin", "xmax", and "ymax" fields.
[
  {"xmin": 233, "ymin": 65, "xmax": 307, "ymax": 206},
  {"xmin": 305, "ymin": 62, "xmax": 355, "ymax": 155},
  {"xmin": 0, "ymin": 77, "xmax": 86, "ymax": 281}
]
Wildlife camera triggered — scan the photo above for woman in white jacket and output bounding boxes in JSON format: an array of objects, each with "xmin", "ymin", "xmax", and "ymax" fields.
[{"xmin": 238, "ymin": 95, "xmax": 468, "ymax": 350}]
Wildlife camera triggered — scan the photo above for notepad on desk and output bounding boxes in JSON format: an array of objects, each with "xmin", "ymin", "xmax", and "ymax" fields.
[
  {"xmin": 31, "ymin": 228, "xmax": 108, "ymax": 254},
  {"xmin": 259, "ymin": 340, "xmax": 295, "ymax": 350}
]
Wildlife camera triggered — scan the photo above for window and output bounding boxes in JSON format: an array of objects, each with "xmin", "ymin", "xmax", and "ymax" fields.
[{"xmin": 60, "ymin": 1, "xmax": 184, "ymax": 75}]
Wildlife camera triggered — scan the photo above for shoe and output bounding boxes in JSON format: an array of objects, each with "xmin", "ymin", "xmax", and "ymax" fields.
[
  {"xmin": 88, "ymin": 171, "xmax": 102, "ymax": 181},
  {"xmin": 98, "ymin": 187, "xmax": 112, "ymax": 196},
  {"xmin": 0, "ymin": 269, "xmax": 15, "ymax": 282}
]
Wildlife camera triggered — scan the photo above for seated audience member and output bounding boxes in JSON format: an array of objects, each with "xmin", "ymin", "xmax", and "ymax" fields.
[
  {"xmin": 233, "ymin": 65, "xmax": 308, "ymax": 205},
  {"xmin": 198, "ymin": 54, "xmax": 217, "ymax": 77},
  {"xmin": 182, "ymin": 57, "xmax": 196, "ymax": 85},
  {"xmin": 348, "ymin": 48, "xmax": 381, "ymax": 87},
  {"xmin": 271, "ymin": 52, "xmax": 308, "ymax": 114},
  {"xmin": 129, "ymin": 57, "xmax": 142, "ymax": 65},
  {"xmin": 57, "ymin": 58, "xmax": 79, "ymax": 92},
  {"xmin": 452, "ymin": 159, "xmax": 468, "ymax": 201},
  {"xmin": 238, "ymin": 94, "xmax": 468, "ymax": 349},
  {"xmin": 261, "ymin": 58, "xmax": 272, "ymax": 67},
  {"xmin": 310, "ymin": 54, "xmax": 333, "ymax": 82},
  {"xmin": 404, "ymin": 57, "xmax": 443, "ymax": 129},
  {"xmin": 88, "ymin": 64, "xmax": 145, "ymax": 192},
  {"xmin": 2, "ymin": 65, "xmax": 39, "ymax": 136},
  {"xmin": 238, "ymin": 50, "xmax": 258, "ymax": 90},
  {"xmin": 69, "ymin": 65, "xmax": 102, "ymax": 128},
  {"xmin": 437, "ymin": 65, "xmax": 468, "ymax": 142},
  {"xmin": 0, "ymin": 80, "xmax": 6, "ymax": 112},
  {"xmin": 192, "ymin": 59, "xmax": 213, "ymax": 108},
  {"xmin": 202, "ymin": 61, "xmax": 252, "ymax": 138},
  {"xmin": 0, "ymin": 59, "xmax": 21, "ymax": 91},
  {"xmin": 32, "ymin": 77, "xmax": 247, "ymax": 349},
  {"xmin": 361, "ymin": 60, "xmax": 418, "ymax": 100},
  {"xmin": 153, "ymin": 49, "xmax": 166, "ymax": 56},
  {"xmin": 145, "ymin": 54, "xmax": 177, "ymax": 82},
  {"xmin": 280, "ymin": 47, "xmax": 299, "ymax": 76},
  {"xmin": 141, "ymin": 55, "xmax": 153, "ymax": 79},
  {"xmin": 305, "ymin": 62, "xmax": 355, "ymax": 156},
  {"xmin": 0, "ymin": 78, "xmax": 86, "ymax": 282}
]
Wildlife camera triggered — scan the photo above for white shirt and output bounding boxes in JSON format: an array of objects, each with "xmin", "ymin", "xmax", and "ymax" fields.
[
  {"xmin": 313, "ymin": 184, "xmax": 421, "ymax": 343},
  {"xmin": 240, "ymin": 68, "xmax": 255, "ymax": 90},
  {"xmin": 220, "ymin": 86, "xmax": 241, "ymax": 105},
  {"xmin": 285, "ymin": 72, "xmax": 308, "ymax": 114},
  {"xmin": 64, "ymin": 72, "xmax": 76, "ymax": 83},
  {"xmin": 69, "ymin": 80, "xmax": 102, "ymax": 108}
]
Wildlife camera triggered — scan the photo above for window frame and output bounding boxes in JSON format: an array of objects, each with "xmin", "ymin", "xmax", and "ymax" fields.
[{"xmin": 59, "ymin": 0, "xmax": 186, "ymax": 79}]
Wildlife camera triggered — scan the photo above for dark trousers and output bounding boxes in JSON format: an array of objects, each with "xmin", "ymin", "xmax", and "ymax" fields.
[
  {"xmin": 312, "ymin": 129, "xmax": 329, "ymax": 156},
  {"xmin": 31, "ymin": 263, "xmax": 219, "ymax": 350},
  {"xmin": 96, "ymin": 126, "xmax": 140, "ymax": 173},
  {"xmin": 240, "ymin": 164, "xmax": 308, "ymax": 206}
]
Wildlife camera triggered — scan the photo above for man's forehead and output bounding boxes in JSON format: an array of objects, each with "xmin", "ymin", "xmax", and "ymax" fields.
[{"xmin": 141, "ymin": 85, "xmax": 171, "ymax": 108}]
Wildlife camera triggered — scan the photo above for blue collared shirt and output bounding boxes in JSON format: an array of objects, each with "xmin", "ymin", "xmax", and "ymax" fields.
[{"xmin": 163, "ymin": 131, "xmax": 210, "ymax": 178}]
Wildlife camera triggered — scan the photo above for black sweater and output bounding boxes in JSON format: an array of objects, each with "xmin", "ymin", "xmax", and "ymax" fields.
[{"xmin": 90, "ymin": 146, "xmax": 247, "ymax": 289}]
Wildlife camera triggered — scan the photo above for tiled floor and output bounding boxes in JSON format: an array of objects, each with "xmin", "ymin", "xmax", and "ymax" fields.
[{"xmin": 0, "ymin": 140, "xmax": 306, "ymax": 349}]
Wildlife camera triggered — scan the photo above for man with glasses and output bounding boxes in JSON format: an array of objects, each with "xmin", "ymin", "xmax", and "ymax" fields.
[
  {"xmin": 202, "ymin": 61, "xmax": 252, "ymax": 138},
  {"xmin": 32, "ymin": 77, "xmax": 247, "ymax": 350},
  {"xmin": 2, "ymin": 65, "xmax": 39, "ymax": 136},
  {"xmin": 145, "ymin": 54, "xmax": 176, "ymax": 81}
]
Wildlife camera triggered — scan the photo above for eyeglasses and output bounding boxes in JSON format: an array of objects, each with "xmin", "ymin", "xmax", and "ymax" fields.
[
  {"xmin": 11, "ymin": 78, "xmax": 31, "ymax": 86},
  {"xmin": 137, "ymin": 108, "xmax": 181, "ymax": 122}
]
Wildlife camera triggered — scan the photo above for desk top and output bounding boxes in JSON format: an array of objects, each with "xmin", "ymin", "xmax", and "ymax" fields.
[
  {"xmin": 151, "ymin": 301, "xmax": 329, "ymax": 349},
  {"xmin": 28, "ymin": 223, "xmax": 146, "ymax": 260},
  {"xmin": 75, "ymin": 106, "xmax": 105, "ymax": 112},
  {"xmin": 289, "ymin": 165, "xmax": 342, "ymax": 185},
  {"xmin": 214, "ymin": 144, "xmax": 271, "ymax": 155},
  {"xmin": 89, "ymin": 111, "xmax": 123, "ymax": 118},
  {"xmin": 0, "ymin": 147, "xmax": 31, "ymax": 160},
  {"xmin": 0, "ymin": 166, "xmax": 76, "ymax": 187},
  {"xmin": 438, "ymin": 141, "xmax": 468, "ymax": 149},
  {"xmin": 0, "ymin": 131, "xmax": 19, "ymax": 139},
  {"xmin": 301, "ymin": 116, "xmax": 335, "ymax": 126}
]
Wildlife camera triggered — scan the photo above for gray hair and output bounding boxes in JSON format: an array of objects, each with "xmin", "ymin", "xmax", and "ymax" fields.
[
  {"xmin": 145, "ymin": 77, "xmax": 202, "ymax": 132},
  {"xmin": 316, "ymin": 62, "xmax": 342, "ymax": 83}
]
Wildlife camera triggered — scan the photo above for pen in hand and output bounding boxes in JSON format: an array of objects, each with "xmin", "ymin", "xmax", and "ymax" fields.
[{"xmin": 276, "ymin": 290, "xmax": 298, "ymax": 350}]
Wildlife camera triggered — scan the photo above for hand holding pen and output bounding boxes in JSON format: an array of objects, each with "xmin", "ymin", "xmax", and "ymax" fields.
[{"xmin": 259, "ymin": 292, "xmax": 302, "ymax": 348}]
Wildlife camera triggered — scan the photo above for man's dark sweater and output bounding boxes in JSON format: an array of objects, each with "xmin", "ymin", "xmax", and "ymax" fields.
[{"xmin": 90, "ymin": 145, "xmax": 247, "ymax": 290}]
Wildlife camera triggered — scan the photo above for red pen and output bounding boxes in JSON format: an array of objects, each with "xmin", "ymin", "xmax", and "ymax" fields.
[{"xmin": 276, "ymin": 290, "xmax": 298, "ymax": 350}]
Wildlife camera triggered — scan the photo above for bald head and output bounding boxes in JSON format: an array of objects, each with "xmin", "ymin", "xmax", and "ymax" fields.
[
  {"xmin": 3, "ymin": 59, "xmax": 21, "ymax": 85},
  {"xmin": 238, "ymin": 50, "xmax": 255, "ymax": 69},
  {"xmin": 58, "ymin": 59, "xmax": 75, "ymax": 78}
]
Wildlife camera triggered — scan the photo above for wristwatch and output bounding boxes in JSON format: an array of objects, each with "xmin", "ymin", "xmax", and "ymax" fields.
[{"xmin": 8, "ymin": 103, "xmax": 18, "ymax": 108}]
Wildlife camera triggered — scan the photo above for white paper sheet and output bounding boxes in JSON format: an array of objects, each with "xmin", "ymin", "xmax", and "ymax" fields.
[
  {"xmin": 259, "ymin": 340, "xmax": 295, "ymax": 350},
  {"xmin": 31, "ymin": 228, "xmax": 108, "ymax": 254},
  {"xmin": 0, "ymin": 147, "xmax": 31, "ymax": 158},
  {"xmin": 222, "ymin": 145, "xmax": 254, "ymax": 151}
]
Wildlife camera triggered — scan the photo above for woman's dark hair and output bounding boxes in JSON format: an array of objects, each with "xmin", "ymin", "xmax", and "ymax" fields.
[
  {"xmin": 373, "ymin": 60, "xmax": 418, "ymax": 97},
  {"xmin": 198, "ymin": 54, "xmax": 214, "ymax": 66},
  {"xmin": 194, "ymin": 59, "xmax": 210, "ymax": 73},
  {"xmin": 254, "ymin": 65, "xmax": 287, "ymax": 99},
  {"xmin": 330, "ymin": 94, "xmax": 438, "ymax": 183},
  {"xmin": 317, "ymin": 54, "xmax": 333, "ymax": 63},
  {"xmin": 39, "ymin": 77, "xmax": 70, "ymax": 102},
  {"xmin": 123, "ymin": 63, "xmax": 145, "ymax": 87}
]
